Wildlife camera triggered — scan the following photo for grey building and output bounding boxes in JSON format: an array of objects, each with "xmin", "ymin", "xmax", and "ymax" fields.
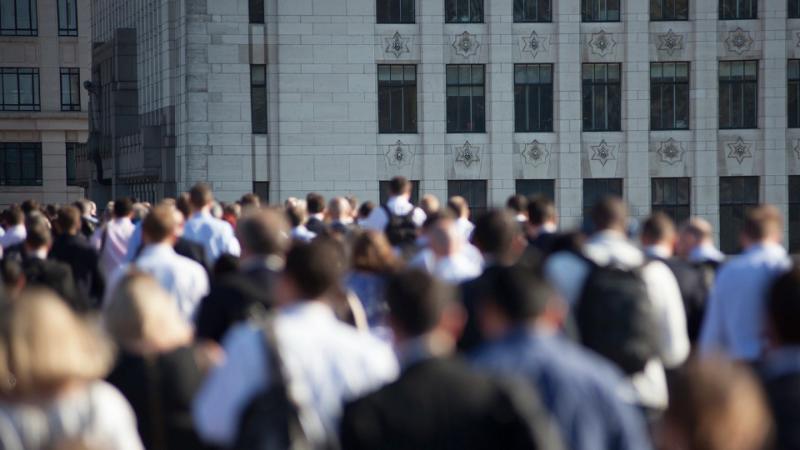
[
  {"xmin": 85, "ymin": 0, "xmax": 800, "ymax": 252},
  {"xmin": 0, "ymin": 0, "xmax": 90, "ymax": 207}
]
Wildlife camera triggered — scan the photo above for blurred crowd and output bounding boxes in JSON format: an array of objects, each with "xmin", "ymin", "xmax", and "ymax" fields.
[{"xmin": 0, "ymin": 176, "xmax": 795, "ymax": 450}]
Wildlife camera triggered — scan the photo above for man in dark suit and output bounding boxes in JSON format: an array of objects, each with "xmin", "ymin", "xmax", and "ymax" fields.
[
  {"xmin": 305, "ymin": 192, "xmax": 327, "ymax": 235},
  {"xmin": 340, "ymin": 270, "xmax": 563, "ymax": 450},
  {"xmin": 49, "ymin": 206, "xmax": 105, "ymax": 308},
  {"xmin": 194, "ymin": 209, "xmax": 290, "ymax": 342},
  {"xmin": 19, "ymin": 213, "xmax": 85, "ymax": 312}
]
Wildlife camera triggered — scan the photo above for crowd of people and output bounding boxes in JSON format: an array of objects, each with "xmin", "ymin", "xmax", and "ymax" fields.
[{"xmin": 0, "ymin": 176, "xmax": 796, "ymax": 450}]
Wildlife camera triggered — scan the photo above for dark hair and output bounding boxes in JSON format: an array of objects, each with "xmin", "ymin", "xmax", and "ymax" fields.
[
  {"xmin": 72, "ymin": 200, "xmax": 89, "ymax": 215},
  {"xmin": 6, "ymin": 206, "xmax": 24, "ymax": 226},
  {"xmin": 56, "ymin": 206, "xmax": 82, "ymax": 235},
  {"xmin": 743, "ymin": 205, "xmax": 782, "ymax": 241},
  {"xmin": 25, "ymin": 213, "xmax": 52, "ymax": 249},
  {"xmin": 483, "ymin": 265, "xmax": 552, "ymax": 322},
  {"xmin": 240, "ymin": 193, "xmax": 261, "ymax": 209},
  {"xmin": 641, "ymin": 212, "xmax": 676, "ymax": 244},
  {"xmin": 189, "ymin": 183, "xmax": 213, "ymax": 210},
  {"xmin": 306, "ymin": 193, "xmax": 325, "ymax": 215},
  {"xmin": 351, "ymin": 231, "xmax": 397, "ymax": 273},
  {"xmin": 141, "ymin": 205, "xmax": 176, "ymax": 243},
  {"xmin": 0, "ymin": 259, "xmax": 22, "ymax": 293},
  {"xmin": 213, "ymin": 254, "xmax": 240, "ymax": 278},
  {"xmin": 386, "ymin": 269, "xmax": 453, "ymax": 336},
  {"xmin": 113, "ymin": 197, "xmax": 134, "ymax": 218},
  {"xmin": 284, "ymin": 239, "xmax": 345, "ymax": 300},
  {"xmin": 768, "ymin": 268, "xmax": 800, "ymax": 345},
  {"xmin": 471, "ymin": 209, "xmax": 518, "ymax": 259},
  {"xmin": 175, "ymin": 193, "xmax": 192, "ymax": 219},
  {"xmin": 237, "ymin": 209, "xmax": 290, "ymax": 256},
  {"xmin": 527, "ymin": 195, "xmax": 555, "ymax": 226},
  {"xmin": 506, "ymin": 195, "xmax": 528, "ymax": 214},
  {"xmin": 388, "ymin": 176, "xmax": 410, "ymax": 196},
  {"xmin": 20, "ymin": 199, "xmax": 40, "ymax": 217},
  {"xmin": 590, "ymin": 196, "xmax": 627, "ymax": 232},
  {"xmin": 357, "ymin": 201, "xmax": 375, "ymax": 220}
]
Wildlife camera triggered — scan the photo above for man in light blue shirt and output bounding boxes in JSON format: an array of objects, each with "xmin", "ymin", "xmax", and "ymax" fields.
[
  {"xmin": 182, "ymin": 183, "xmax": 241, "ymax": 262},
  {"xmin": 699, "ymin": 205, "xmax": 791, "ymax": 361}
]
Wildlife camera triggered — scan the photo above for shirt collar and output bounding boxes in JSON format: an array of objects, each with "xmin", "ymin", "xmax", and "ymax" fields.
[
  {"xmin": 644, "ymin": 245, "xmax": 671, "ymax": 260},
  {"xmin": 744, "ymin": 242, "xmax": 787, "ymax": 257},
  {"xmin": 280, "ymin": 301, "xmax": 337, "ymax": 321},
  {"xmin": 141, "ymin": 242, "xmax": 176, "ymax": 256},
  {"xmin": 387, "ymin": 195, "xmax": 411, "ymax": 208}
]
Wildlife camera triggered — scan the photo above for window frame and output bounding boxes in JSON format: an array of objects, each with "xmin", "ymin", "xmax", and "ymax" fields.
[
  {"xmin": 514, "ymin": 64, "xmax": 554, "ymax": 133},
  {"xmin": 582, "ymin": 0, "xmax": 621, "ymax": 22},
  {"xmin": 378, "ymin": 64, "xmax": 418, "ymax": 134},
  {"xmin": 789, "ymin": 60, "xmax": 800, "ymax": 129},
  {"xmin": 445, "ymin": 0, "xmax": 483, "ymax": 23},
  {"xmin": 719, "ymin": 60, "xmax": 758, "ymax": 130},
  {"xmin": 60, "ymin": 67, "xmax": 81, "ymax": 112},
  {"xmin": 513, "ymin": 0, "xmax": 552, "ymax": 23},
  {"xmin": 0, "ymin": 67, "xmax": 40, "ymax": 111},
  {"xmin": 719, "ymin": 176, "xmax": 759, "ymax": 254},
  {"xmin": 583, "ymin": 178, "xmax": 624, "ymax": 223},
  {"xmin": 582, "ymin": 63, "xmax": 622, "ymax": 132},
  {"xmin": 447, "ymin": 180, "xmax": 488, "ymax": 220},
  {"xmin": 250, "ymin": 64, "xmax": 268, "ymax": 135},
  {"xmin": 377, "ymin": 0, "xmax": 415, "ymax": 24},
  {"xmin": 66, "ymin": 142, "xmax": 79, "ymax": 187},
  {"xmin": 0, "ymin": 0, "xmax": 38, "ymax": 36},
  {"xmin": 0, "ymin": 142, "xmax": 42, "ymax": 186},
  {"xmin": 515, "ymin": 179, "xmax": 556, "ymax": 201},
  {"xmin": 446, "ymin": 64, "xmax": 486, "ymax": 134},
  {"xmin": 650, "ymin": 0, "xmax": 689, "ymax": 20},
  {"xmin": 651, "ymin": 177, "xmax": 691, "ymax": 225},
  {"xmin": 719, "ymin": 0, "xmax": 757, "ymax": 19},
  {"xmin": 57, "ymin": 0, "xmax": 78, "ymax": 36},
  {"xmin": 650, "ymin": 62, "xmax": 690, "ymax": 131}
]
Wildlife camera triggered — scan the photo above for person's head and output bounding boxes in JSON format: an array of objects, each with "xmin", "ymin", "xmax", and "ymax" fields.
[
  {"xmin": 659, "ymin": 359, "xmax": 771, "ymax": 450},
  {"xmin": 471, "ymin": 209, "xmax": 522, "ymax": 264},
  {"xmin": 175, "ymin": 193, "xmax": 192, "ymax": 219},
  {"xmin": 385, "ymin": 270, "xmax": 463, "ymax": 344},
  {"xmin": 24, "ymin": 212, "xmax": 52, "ymax": 252},
  {"xmin": 419, "ymin": 194, "xmax": 440, "ymax": 216},
  {"xmin": 478, "ymin": 265, "xmax": 558, "ymax": 339},
  {"xmin": 327, "ymin": 197, "xmax": 351, "ymax": 222},
  {"xmin": 426, "ymin": 213, "xmax": 460, "ymax": 258},
  {"xmin": 240, "ymin": 193, "xmax": 261, "ymax": 212},
  {"xmin": 56, "ymin": 206, "xmax": 82, "ymax": 236},
  {"xmin": 357, "ymin": 201, "xmax": 375, "ymax": 221},
  {"xmin": 767, "ymin": 267, "xmax": 800, "ymax": 348},
  {"xmin": 6, "ymin": 206, "xmax": 24, "ymax": 227},
  {"xmin": 277, "ymin": 239, "xmax": 346, "ymax": 304},
  {"xmin": 527, "ymin": 195, "xmax": 556, "ymax": 228},
  {"xmin": 741, "ymin": 204, "xmax": 783, "ymax": 248},
  {"xmin": 0, "ymin": 289, "xmax": 113, "ymax": 399},
  {"xmin": 285, "ymin": 199, "xmax": 308, "ymax": 228},
  {"xmin": 189, "ymin": 183, "xmax": 214, "ymax": 211},
  {"xmin": 112, "ymin": 197, "xmax": 134, "ymax": 219},
  {"xmin": 1, "ymin": 259, "xmax": 24, "ymax": 299},
  {"xmin": 388, "ymin": 176, "xmax": 411, "ymax": 198},
  {"xmin": 351, "ymin": 231, "xmax": 398, "ymax": 274},
  {"xmin": 506, "ymin": 195, "xmax": 528, "ymax": 218},
  {"xmin": 104, "ymin": 271, "xmax": 193, "ymax": 355},
  {"xmin": 677, "ymin": 218, "xmax": 715, "ymax": 258},
  {"xmin": 44, "ymin": 204, "xmax": 59, "ymax": 223},
  {"xmin": 447, "ymin": 196, "xmax": 470, "ymax": 220},
  {"xmin": 223, "ymin": 203, "xmax": 241, "ymax": 220},
  {"xmin": 641, "ymin": 212, "xmax": 677, "ymax": 253},
  {"xmin": 345, "ymin": 196, "xmax": 359, "ymax": 219},
  {"xmin": 20, "ymin": 199, "xmax": 40, "ymax": 217},
  {"xmin": 141, "ymin": 205, "xmax": 178, "ymax": 246},
  {"xmin": 590, "ymin": 196, "xmax": 627, "ymax": 233},
  {"xmin": 237, "ymin": 209, "xmax": 290, "ymax": 260},
  {"xmin": 306, "ymin": 193, "xmax": 325, "ymax": 216}
]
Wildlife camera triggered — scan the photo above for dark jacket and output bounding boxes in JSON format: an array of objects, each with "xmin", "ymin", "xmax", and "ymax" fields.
[
  {"xmin": 174, "ymin": 237, "xmax": 212, "ymax": 273},
  {"xmin": 49, "ymin": 233, "xmax": 105, "ymax": 308},
  {"xmin": 652, "ymin": 256, "xmax": 710, "ymax": 342},
  {"xmin": 305, "ymin": 216, "xmax": 327, "ymax": 236},
  {"xmin": 21, "ymin": 256, "xmax": 86, "ymax": 312},
  {"xmin": 458, "ymin": 266, "xmax": 502, "ymax": 353},
  {"xmin": 80, "ymin": 216, "xmax": 97, "ymax": 240},
  {"xmin": 340, "ymin": 357, "xmax": 564, "ymax": 450}
]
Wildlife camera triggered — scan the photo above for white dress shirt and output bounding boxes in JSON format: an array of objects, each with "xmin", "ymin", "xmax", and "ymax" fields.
[
  {"xmin": 409, "ymin": 248, "xmax": 483, "ymax": 284},
  {"xmin": 699, "ymin": 243, "xmax": 791, "ymax": 360},
  {"xmin": 91, "ymin": 218, "xmax": 136, "ymax": 278},
  {"xmin": 183, "ymin": 211, "xmax": 241, "ymax": 262},
  {"xmin": 0, "ymin": 224, "xmax": 25, "ymax": 249},
  {"xmin": 105, "ymin": 243, "xmax": 209, "ymax": 321},
  {"xmin": 193, "ymin": 302, "xmax": 398, "ymax": 447},
  {"xmin": 291, "ymin": 225, "xmax": 316, "ymax": 242},
  {"xmin": 545, "ymin": 231, "xmax": 690, "ymax": 409},
  {"xmin": 688, "ymin": 243, "xmax": 726, "ymax": 264},
  {"xmin": 454, "ymin": 217, "xmax": 475, "ymax": 242},
  {"xmin": 360, "ymin": 196, "xmax": 426, "ymax": 232}
]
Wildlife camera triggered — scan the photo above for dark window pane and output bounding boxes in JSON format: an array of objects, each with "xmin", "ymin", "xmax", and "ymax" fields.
[
  {"xmin": 790, "ymin": 61, "xmax": 800, "ymax": 128},
  {"xmin": 514, "ymin": 0, "xmax": 552, "ymax": 22},
  {"xmin": 583, "ymin": 0, "xmax": 621, "ymax": 21},
  {"xmin": 448, "ymin": 180, "xmax": 488, "ymax": 219},
  {"xmin": 250, "ymin": 65, "xmax": 267, "ymax": 134},
  {"xmin": 514, "ymin": 64, "xmax": 554, "ymax": 132},
  {"xmin": 380, "ymin": 180, "xmax": 420, "ymax": 205},
  {"xmin": 652, "ymin": 178, "xmax": 691, "ymax": 225},
  {"xmin": 378, "ymin": 64, "xmax": 417, "ymax": 133},
  {"xmin": 253, "ymin": 181, "xmax": 270, "ymax": 204},
  {"xmin": 58, "ymin": 0, "xmax": 78, "ymax": 35},
  {"xmin": 60, "ymin": 68, "xmax": 81, "ymax": 112},
  {"xmin": 719, "ymin": 176, "xmax": 759, "ymax": 254},
  {"xmin": 583, "ymin": 178, "xmax": 623, "ymax": 223},
  {"xmin": 720, "ymin": 61, "xmax": 758, "ymax": 129},
  {"xmin": 249, "ymin": 0, "xmax": 264, "ymax": 23},
  {"xmin": 377, "ymin": 0, "xmax": 415, "ymax": 23},
  {"xmin": 0, "ymin": 143, "xmax": 42, "ymax": 186},
  {"xmin": 516, "ymin": 179, "xmax": 555, "ymax": 201},
  {"xmin": 0, "ymin": 68, "xmax": 40, "ymax": 111},
  {"xmin": 583, "ymin": 64, "xmax": 622, "ymax": 131},
  {"xmin": 447, "ymin": 65, "xmax": 485, "ymax": 133},
  {"xmin": 719, "ymin": 0, "xmax": 757, "ymax": 19},
  {"xmin": 790, "ymin": 176, "xmax": 800, "ymax": 253}
]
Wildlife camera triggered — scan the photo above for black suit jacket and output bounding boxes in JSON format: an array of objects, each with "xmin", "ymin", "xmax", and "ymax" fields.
[
  {"xmin": 174, "ymin": 237, "xmax": 211, "ymax": 273},
  {"xmin": 653, "ymin": 256, "xmax": 710, "ymax": 342},
  {"xmin": 457, "ymin": 266, "xmax": 501, "ymax": 353},
  {"xmin": 305, "ymin": 217, "xmax": 327, "ymax": 236},
  {"xmin": 49, "ymin": 234, "xmax": 105, "ymax": 308},
  {"xmin": 759, "ymin": 364, "xmax": 800, "ymax": 450},
  {"xmin": 22, "ymin": 257, "xmax": 86, "ymax": 312},
  {"xmin": 341, "ymin": 357, "xmax": 564, "ymax": 450}
]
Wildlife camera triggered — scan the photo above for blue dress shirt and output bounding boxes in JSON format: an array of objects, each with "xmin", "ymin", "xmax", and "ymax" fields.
[{"xmin": 183, "ymin": 212, "xmax": 241, "ymax": 262}]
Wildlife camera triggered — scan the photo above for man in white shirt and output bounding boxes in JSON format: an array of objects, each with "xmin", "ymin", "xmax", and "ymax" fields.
[
  {"xmin": 182, "ymin": 183, "xmax": 241, "ymax": 262},
  {"xmin": 410, "ymin": 213, "xmax": 482, "ymax": 284},
  {"xmin": 699, "ymin": 205, "xmax": 791, "ymax": 361},
  {"xmin": 91, "ymin": 198, "xmax": 136, "ymax": 278},
  {"xmin": 447, "ymin": 196, "xmax": 475, "ymax": 242},
  {"xmin": 544, "ymin": 197, "xmax": 689, "ymax": 411},
  {"xmin": 677, "ymin": 218, "xmax": 726, "ymax": 265},
  {"xmin": 0, "ymin": 206, "xmax": 26, "ymax": 250},
  {"xmin": 193, "ymin": 239, "xmax": 398, "ymax": 447},
  {"xmin": 361, "ymin": 176, "xmax": 426, "ymax": 232},
  {"xmin": 105, "ymin": 204, "xmax": 209, "ymax": 321}
]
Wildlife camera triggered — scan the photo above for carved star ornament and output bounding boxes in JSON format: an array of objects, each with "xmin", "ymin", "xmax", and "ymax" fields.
[{"xmin": 455, "ymin": 141, "xmax": 481, "ymax": 167}]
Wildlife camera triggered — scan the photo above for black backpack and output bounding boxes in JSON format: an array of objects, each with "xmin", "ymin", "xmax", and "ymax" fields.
[
  {"xmin": 382, "ymin": 205, "xmax": 417, "ymax": 247},
  {"xmin": 574, "ymin": 258, "xmax": 661, "ymax": 375}
]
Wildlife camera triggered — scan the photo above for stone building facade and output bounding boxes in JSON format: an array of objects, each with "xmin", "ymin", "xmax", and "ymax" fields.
[
  {"xmin": 86, "ymin": 0, "xmax": 800, "ymax": 252},
  {"xmin": 0, "ymin": 0, "xmax": 90, "ymax": 207}
]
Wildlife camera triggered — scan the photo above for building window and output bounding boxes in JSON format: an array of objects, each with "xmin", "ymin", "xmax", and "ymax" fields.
[
  {"xmin": 719, "ymin": 176, "xmax": 759, "ymax": 254},
  {"xmin": 582, "ymin": 0, "xmax": 620, "ymax": 21},
  {"xmin": 448, "ymin": 180, "xmax": 488, "ymax": 219},
  {"xmin": 582, "ymin": 63, "xmax": 621, "ymax": 132},
  {"xmin": 249, "ymin": 0, "xmax": 264, "ymax": 23},
  {"xmin": 377, "ymin": 0, "xmax": 414, "ymax": 23},
  {"xmin": 446, "ymin": 0, "xmax": 482, "ymax": 23},
  {"xmin": 0, "ymin": 0, "xmax": 37, "ymax": 35},
  {"xmin": 0, "ymin": 68, "xmax": 39, "ymax": 111},
  {"xmin": 378, "ymin": 65, "xmax": 417, "ymax": 134},
  {"xmin": 719, "ymin": 0, "xmax": 756, "ymax": 19},
  {"xmin": 792, "ymin": 0, "xmax": 800, "ymax": 18},
  {"xmin": 651, "ymin": 62, "xmax": 689, "ymax": 130},
  {"xmin": 583, "ymin": 178, "xmax": 623, "ymax": 223},
  {"xmin": 0, "ymin": 143, "xmax": 42, "ymax": 186},
  {"xmin": 515, "ymin": 64, "xmax": 554, "ymax": 133},
  {"xmin": 790, "ymin": 60, "xmax": 800, "ymax": 128},
  {"xmin": 447, "ymin": 65, "xmax": 485, "ymax": 133},
  {"xmin": 57, "ymin": 0, "xmax": 77, "ymax": 36},
  {"xmin": 66, "ymin": 142, "xmax": 78, "ymax": 186},
  {"xmin": 513, "ymin": 0, "xmax": 552, "ymax": 22},
  {"xmin": 253, "ymin": 181, "xmax": 269, "ymax": 204},
  {"xmin": 719, "ymin": 61, "xmax": 757, "ymax": 129},
  {"xmin": 60, "ymin": 68, "xmax": 80, "ymax": 112},
  {"xmin": 651, "ymin": 0, "xmax": 688, "ymax": 19},
  {"xmin": 652, "ymin": 177, "xmax": 691, "ymax": 225},
  {"xmin": 380, "ymin": 180, "xmax": 420, "ymax": 205},
  {"xmin": 790, "ymin": 176, "xmax": 800, "ymax": 253},
  {"xmin": 250, "ymin": 65, "xmax": 267, "ymax": 134},
  {"xmin": 516, "ymin": 179, "xmax": 555, "ymax": 201}
]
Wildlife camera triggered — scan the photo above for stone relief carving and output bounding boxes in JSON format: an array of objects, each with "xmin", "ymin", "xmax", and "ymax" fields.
[
  {"xmin": 727, "ymin": 137, "xmax": 753, "ymax": 164},
  {"xmin": 591, "ymin": 140, "xmax": 617, "ymax": 167},
  {"xmin": 521, "ymin": 140, "xmax": 551, "ymax": 168},
  {"xmin": 455, "ymin": 141, "xmax": 481, "ymax": 167},
  {"xmin": 657, "ymin": 29, "xmax": 684, "ymax": 56},
  {"xmin": 588, "ymin": 30, "xmax": 616, "ymax": 57},
  {"xmin": 384, "ymin": 31, "xmax": 411, "ymax": 58},
  {"xmin": 452, "ymin": 31, "xmax": 480, "ymax": 58},
  {"xmin": 385, "ymin": 140, "xmax": 414, "ymax": 167},
  {"xmin": 519, "ymin": 30, "xmax": 548, "ymax": 58},
  {"xmin": 725, "ymin": 27, "xmax": 754, "ymax": 55},
  {"xmin": 657, "ymin": 138, "xmax": 686, "ymax": 166}
]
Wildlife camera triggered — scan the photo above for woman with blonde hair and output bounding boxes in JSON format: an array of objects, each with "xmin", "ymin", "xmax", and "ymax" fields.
[
  {"xmin": 104, "ymin": 271, "xmax": 219, "ymax": 450},
  {"xmin": 0, "ymin": 288, "xmax": 142, "ymax": 450}
]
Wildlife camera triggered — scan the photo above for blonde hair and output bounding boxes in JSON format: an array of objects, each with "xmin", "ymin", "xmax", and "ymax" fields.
[
  {"xmin": 0, "ymin": 289, "xmax": 113, "ymax": 398},
  {"xmin": 103, "ymin": 271, "xmax": 192, "ymax": 354}
]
